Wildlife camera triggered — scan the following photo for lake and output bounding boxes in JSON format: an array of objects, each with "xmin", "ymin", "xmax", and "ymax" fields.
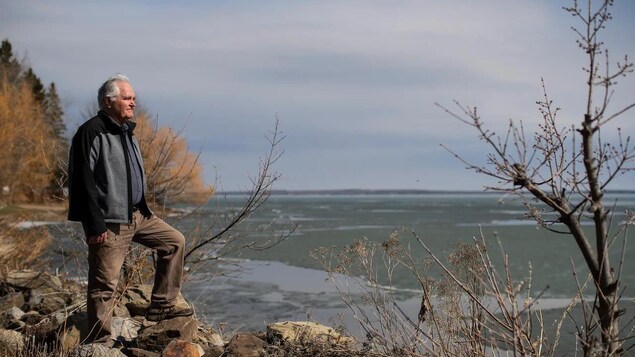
[
  {"xmin": 47, "ymin": 191, "xmax": 635, "ymax": 349},
  {"xmin": 171, "ymin": 191, "xmax": 635, "ymax": 334}
]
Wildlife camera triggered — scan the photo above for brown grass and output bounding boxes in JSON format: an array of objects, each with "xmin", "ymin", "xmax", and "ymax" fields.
[{"xmin": 0, "ymin": 216, "xmax": 52, "ymax": 272}]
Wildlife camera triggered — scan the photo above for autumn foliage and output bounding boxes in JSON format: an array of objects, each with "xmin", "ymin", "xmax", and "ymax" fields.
[
  {"xmin": 133, "ymin": 110, "xmax": 213, "ymax": 205},
  {"xmin": 0, "ymin": 38, "xmax": 211, "ymax": 205},
  {"xmin": 0, "ymin": 41, "xmax": 64, "ymax": 203}
]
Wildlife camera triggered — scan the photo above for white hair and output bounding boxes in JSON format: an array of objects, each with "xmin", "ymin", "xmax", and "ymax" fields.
[{"xmin": 97, "ymin": 73, "xmax": 131, "ymax": 110}]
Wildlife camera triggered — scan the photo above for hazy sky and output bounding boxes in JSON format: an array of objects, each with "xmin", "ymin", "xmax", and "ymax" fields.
[{"xmin": 2, "ymin": 0, "xmax": 634, "ymax": 190}]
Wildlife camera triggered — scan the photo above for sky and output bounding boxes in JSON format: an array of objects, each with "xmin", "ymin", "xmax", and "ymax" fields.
[{"xmin": 2, "ymin": 0, "xmax": 634, "ymax": 191}]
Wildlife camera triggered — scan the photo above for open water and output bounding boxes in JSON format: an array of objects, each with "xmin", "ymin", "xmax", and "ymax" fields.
[
  {"xmin": 47, "ymin": 191, "xmax": 635, "ymax": 348},
  {"xmin": 170, "ymin": 192, "xmax": 635, "ymax": 332}
]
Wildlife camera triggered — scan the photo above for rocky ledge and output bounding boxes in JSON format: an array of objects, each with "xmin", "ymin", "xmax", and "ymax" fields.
[{"xmin": 0, "ymin": 270, "xmax": 364, "ymax": 357}]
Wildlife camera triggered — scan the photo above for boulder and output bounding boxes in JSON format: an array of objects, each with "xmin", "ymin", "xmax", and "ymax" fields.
[
  {"xmin": 111, "ymin": 316, "xmax": 141, "ymax": 341},
  {"xmin": 126, "ymin": 347, "xmax": 160, "ymax": 357},
  {"xmin": 267, "ymin": 321, "xmax": 355, "ymax": 348},
  {"xmin": 202, "ymin": 344, "xmax": 225, "ymax": 357},
  {"xmin": 225, "ymin": 332, "xmax": 266, "ymax": 357},
  {"xmin": 193, "ymin": 327, "xmax": 225, "ymax": 357},
  {"xmin": 193, "ymin": 325, "xmax": 222, "ymax": 346},
  {"xmin": 120, "ymin": 286, "xmax": 151, "ymax": 316},
  {"xmin": 207, "ymin": 333, "xmax": 225, "ymax": 347},
  {"xmin": 0, "ymin": 328, "xmax": 24, "ymax": 355},
  {"xmin": 161, "ymin": 339, "xmax": 204, "ymax": 357},
  {"xmin": 2, "ymin": 270, "xmax": 62, "ymax": 290},
  {"xmin": 0, "ymin": 291, "xmax": 26, "ymax": 311},
  {"xmin": 28, "ymin": 287, "xmax": 72, "ymax": 314},
  {"xmin": 120, "ymin": 285, "xmax": 189, "ymax": 317},
  {"xmin": 136, "ymin": 316, "xmax": 198, "ymax": 352},
  {"xmin": 73, "ymin": 343, "xmax": 126, "ymax": 357},
  {"xmin": 0, "ymin": 306, "xmax": 25, "ymax": 330},
  {"xmin": 59, "ymin": 312, "xmax": 89, "ymax": 352}
]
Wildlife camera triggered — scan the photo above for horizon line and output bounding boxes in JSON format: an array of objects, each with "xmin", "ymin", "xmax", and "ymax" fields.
[{"xmin": 215, "ymin": 188, "xmax": 635, "ymax": 195}]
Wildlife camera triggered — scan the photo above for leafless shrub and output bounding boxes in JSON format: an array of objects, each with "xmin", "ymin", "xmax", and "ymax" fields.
[
  {"xmin": 437, "ymin": 1, "xmax": 634, "ymax": 354},
  {"xmin": 312, "ymin": 231, "xmax": 432, "ymax": 356},
  {"xmin": 183, "ymin": 117, "xmax": 297, "ymax": 278},
  {"xmin": 314, "ymin": 230, "xmax": 577, "ymax": 356}
]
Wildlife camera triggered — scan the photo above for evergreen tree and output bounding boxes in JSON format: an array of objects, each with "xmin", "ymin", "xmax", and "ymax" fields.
[
  {"xmin": 44, "ymin": 82, "xmax": 69, "ymax": 196},
  {"xmin": 23, "ymin": 67, "xmax": 45, "ymax": 103},
  {"xmin": 0, "ymin": 39, "xmax": 21, "ymax": 83},
  {"xmin": 44, "ymin": 82, "xmax": 67, "ymax": 139}
]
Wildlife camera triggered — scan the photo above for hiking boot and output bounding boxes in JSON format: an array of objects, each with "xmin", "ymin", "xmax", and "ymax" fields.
[{"xmin": 145, "ymin": 304, "xmax": 194, "ymax": 322}]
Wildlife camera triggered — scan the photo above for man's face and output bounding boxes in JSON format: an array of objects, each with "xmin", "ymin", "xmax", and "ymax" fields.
[{"xmin": 105, "ymin": 81, "xmax": 136, "ymax": 124}]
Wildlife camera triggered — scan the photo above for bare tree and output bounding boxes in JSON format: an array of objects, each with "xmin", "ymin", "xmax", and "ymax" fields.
[
  {"xmin": 184, "ymin": 117, "xmax": 297, "ymax": 274},
  {"xmin": 438, "ymin": 0, "xmax": 634, "ymax": 354},
  {"xmin": 115, "ymin": 117, "xmax": 294, "ymax": 285}
]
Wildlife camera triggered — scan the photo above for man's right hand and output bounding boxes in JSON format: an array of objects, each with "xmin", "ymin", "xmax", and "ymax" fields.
[{"xmin": 88, "ymin": 232, "xmax": 108, "ymax": 245}]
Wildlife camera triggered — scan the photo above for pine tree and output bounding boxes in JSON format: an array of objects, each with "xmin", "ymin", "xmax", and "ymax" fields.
[
  {"xmin": 43, "ymin": 82, "xmax": 69, "ymax": 197},
  {"xmin": 23, "ymin": 67, "xmax": 45, "ymax": 103},
  {"xmin": 44, "ymin": 82, "xmax": 67, "ymax": 141},
  {"xmin": 0, "ymin": 39, "xmax": 21, "ymax": 83}
]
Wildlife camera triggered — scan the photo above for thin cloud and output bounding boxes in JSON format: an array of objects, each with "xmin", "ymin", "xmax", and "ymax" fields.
[{"xmin": 1, "ymin": 0, "xmax": 633, "ymax": 190}]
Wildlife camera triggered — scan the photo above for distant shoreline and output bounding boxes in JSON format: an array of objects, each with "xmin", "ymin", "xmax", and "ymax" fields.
[{"xmin": 217, "ymin": 188, "xmax": 635, "ymax": 196}]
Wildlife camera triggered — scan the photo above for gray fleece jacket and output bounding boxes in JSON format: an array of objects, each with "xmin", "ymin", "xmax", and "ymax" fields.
[{"xmin": 67, "ymin": 111, "xmax": 151, "ymax": 236}]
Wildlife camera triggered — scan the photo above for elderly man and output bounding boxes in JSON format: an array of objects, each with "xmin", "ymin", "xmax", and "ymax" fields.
[{"xmin": 68, "ymin": 74, "xmax": 192, "ymax": 343}]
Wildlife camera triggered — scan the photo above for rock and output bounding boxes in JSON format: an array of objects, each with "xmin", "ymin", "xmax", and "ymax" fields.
[
  {"xmin": 0, "ymin": 328, "xmax": 24, "ymax": 355},
  {"xmin": 0, "ymin": 291, "xmax": 26, "ymax": 311},
  {"xmin": 202, "ymin": 345, "xmax": 225, "ymax": 357},
  {"xmin": 50, "ymin": 311, "xmax": 69, "ymax": 328},
  {"xmin": 126, "ymin": 347, "xmax": 160, "ymax": 357},
  {"xmin": 193, "ymin": 325, "xmax": 222, "ymax": 346},
  {"xmin": 121, "ymin": 286, "xmax": 151, "ymax": 316},
  {"xmin": 2, "ymin": 270, "xmax": 63, "ymax": 290},
  {"xmin": 193, "ymin": 328, "xmax": 225, "ymax": 357},
  {"xmin": 113, "ymin": 303, "xmax": 131, "ymax": 318},
  {"xmin": 59, "ymin": 312, "xmax": 88, "ymax": 352},
  {"xmin": 121, "ymin": 285, "xmax": 189, "ymax": 317},
  {"xmin": 267, "ymin": 321, "xmax": 355, "ymax": 348},
  {"xmin": 28, "ymin": 287, "xmax": 72, "ymax": 314},
  {"xmin": 162, "ymin": 339, "xmax": 203, "ymax": 357},
  {"xmin": 208, "ymin": 333, "xmax": 225, "ymax": 347},
  {"xmin": 111, "ymin": 316, "xmax": 141, "ymax": 341},
  {"xmin": 20, "ymin": 310, "xmax": 41, "ymax": 319},
  {"xmin": 7, "ymin": 319, "xmax": 25, "ymax": 331},
  {"xmin": 136, "ymin": 316, "xmax": 198, "ymax": 352},
  {"xmin": 225, "ymin": 332, "xmax": 266, "ymax": 357},
  {"xmin": 74, "ymin": 343, "xmax": 126, "ymax": 357},
  {"xmin": 0, "ymin": 306, "xmax": 25, "ymax": 330}
]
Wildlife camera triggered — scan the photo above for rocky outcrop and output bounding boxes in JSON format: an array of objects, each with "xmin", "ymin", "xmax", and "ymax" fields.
[
  {"xmin": 225, "ymin": 332, "xmax": 267, "ymax": 357},
  {"xmin": 120, "ymin": 285, "xmax": 190, "ymax": 317},
  {"xmin": 136, "ymin": 316, "xmax": 199, "ymax": 352},
  {"xmin": 267, "ymin": 321, "xmax": 355, "ymax": 348},
  {"xmin": 0, "ymin": 271, "xmax": 360, "ymax": 356},
  {"xmin": 1, "ymin": 270, "xmax": 63, "ymax": 290},
  {"xmin": 162, "ymin": 339, "xmax": 204, "ymax": 357}
]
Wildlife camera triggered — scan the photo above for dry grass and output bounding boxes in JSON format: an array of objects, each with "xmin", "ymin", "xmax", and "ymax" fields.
[
  {"xmin": 0, "ymin": 216, "xmax": 52, "ymax": 272},
  {"xmin": 313, "ymin": 229, "xmax": 590, "ymax": 356}
]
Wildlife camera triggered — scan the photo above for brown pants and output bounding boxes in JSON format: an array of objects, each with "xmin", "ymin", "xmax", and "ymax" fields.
[{"xmin": 85, "ymin": 211, "xmax": 185, "ymax": 341}]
